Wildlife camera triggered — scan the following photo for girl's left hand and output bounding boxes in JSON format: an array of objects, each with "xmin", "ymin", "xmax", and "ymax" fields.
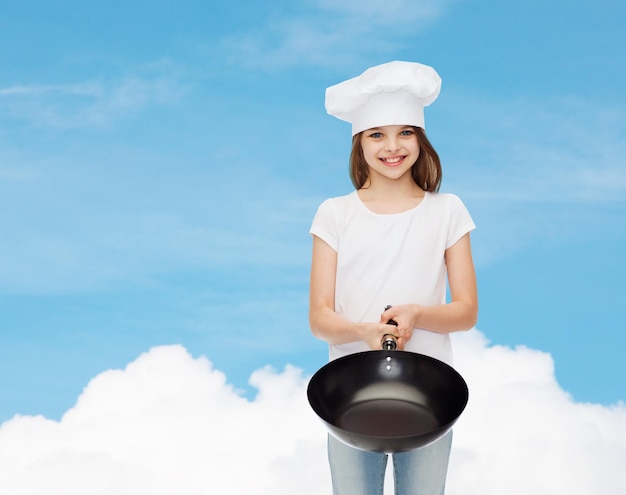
[{"xmin": 380, "ymin": 304, "xmax": 420, "ymax": 345}]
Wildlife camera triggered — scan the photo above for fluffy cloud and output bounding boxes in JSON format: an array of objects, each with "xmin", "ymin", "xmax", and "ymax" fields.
[
  {"xmin": 0, "ymin": 346, "xmax": 328, "ymax": 495},
  {"xmin": 449, "ymin": 331, "xmax": 626, "ymax": 494},
  {"xmin": 1, "ymin": 331, "xmax": 625, "ymax": 495}
]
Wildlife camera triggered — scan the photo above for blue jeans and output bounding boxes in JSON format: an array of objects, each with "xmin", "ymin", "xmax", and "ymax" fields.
[{"xmin": 327, "ymin": 431, "xmax": 453, "ymax": 495}]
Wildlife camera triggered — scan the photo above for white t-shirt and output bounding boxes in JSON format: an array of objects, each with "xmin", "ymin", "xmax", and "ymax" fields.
[{"xmin": 310, "ymin": 190, "xmax": 475, "ymax": 365}]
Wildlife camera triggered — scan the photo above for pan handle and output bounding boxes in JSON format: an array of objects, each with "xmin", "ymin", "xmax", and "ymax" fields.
[
  {"xmin": 382, "ymin": 305, "xmax": 399, "ymax": 350},
  {"xmin": 381, "ymin": 334, "xmax": 398, "ymax": 350}
]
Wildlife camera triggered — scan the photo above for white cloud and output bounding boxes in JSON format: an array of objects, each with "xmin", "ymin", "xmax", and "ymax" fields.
[
  {"xmin": 0, "ymin": 346, "xmax": 328, "ymax": 495},
  {"xmin": 449, "ymin": 331, "xmax": 626, "ymax": 494},
  {"xmin": 0, "ymin": 75, "xmax": 185, "ymax": 129},
  {"xmin": 1, "ymin": 331, "xmax": 624, "ymax": 495},
  {"xmin": 221, "ymin": 0, "xmax": 449, "ymax": 69}
]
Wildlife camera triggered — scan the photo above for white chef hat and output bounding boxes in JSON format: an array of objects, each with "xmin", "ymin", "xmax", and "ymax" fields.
[{"xmin": 325, "ymin": 61, "xmax": 442, "ymax": 135}]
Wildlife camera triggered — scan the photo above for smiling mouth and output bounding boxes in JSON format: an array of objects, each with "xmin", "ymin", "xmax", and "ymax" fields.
[{"xmin": 380, "ymin": 156, "xmax": 405, "ymax": 165}]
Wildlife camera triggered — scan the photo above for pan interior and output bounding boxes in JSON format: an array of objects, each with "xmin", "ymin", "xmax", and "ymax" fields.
[{"xmin": 337, "ymin": 399, "xmax": 438, "ymax": 438}]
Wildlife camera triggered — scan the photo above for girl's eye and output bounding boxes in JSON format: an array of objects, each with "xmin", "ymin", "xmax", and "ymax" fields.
[
  {"xmin": 400, "ymin": 129, "xmax": 414, "ymax": 136},
  {"xmin": 369, "ymin": 132, "xmax": 383, "ymax": 139}
]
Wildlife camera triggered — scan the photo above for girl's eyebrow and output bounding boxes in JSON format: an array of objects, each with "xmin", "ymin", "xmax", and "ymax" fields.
[{"xmin": 368, "ymin": 126, "xmax": 412, "ymax": 131}]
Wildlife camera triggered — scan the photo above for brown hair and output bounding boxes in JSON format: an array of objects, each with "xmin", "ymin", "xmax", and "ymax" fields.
[{"xmin": 349, "ymin": 127, "xmax": 442, "ymax": 192}]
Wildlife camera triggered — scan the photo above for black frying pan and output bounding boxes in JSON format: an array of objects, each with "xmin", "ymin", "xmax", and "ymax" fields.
[{"xmin": 307, "ymin": 335, "xmax": 468, "ymax": 453}]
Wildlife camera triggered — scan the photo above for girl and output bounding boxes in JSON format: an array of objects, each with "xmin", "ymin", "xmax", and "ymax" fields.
[{"xmin": 309, "ymin": 61, "xmax": 477, "ymax": 495}]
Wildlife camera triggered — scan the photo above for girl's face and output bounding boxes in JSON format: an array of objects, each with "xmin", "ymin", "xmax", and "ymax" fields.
[{"xmin": 360, "ymin": 125, "xmax": 420, "ymax": 184}]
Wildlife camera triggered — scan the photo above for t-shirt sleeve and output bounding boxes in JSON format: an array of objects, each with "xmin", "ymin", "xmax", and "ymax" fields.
[
  {"xmin": 310, "ymin": 199, "xmax": 339, "ymax": 252},
  {"xmin": 446, "ymin": 194, "xmax": 476, "ymax": 248}
]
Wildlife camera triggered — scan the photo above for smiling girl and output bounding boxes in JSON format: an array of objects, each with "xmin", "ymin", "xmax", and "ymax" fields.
[{"xmin": 309, "ymin": 61, "xmax": 477, "ymax": 495}]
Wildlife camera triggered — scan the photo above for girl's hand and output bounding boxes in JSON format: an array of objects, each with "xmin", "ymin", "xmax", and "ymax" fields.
[
  {"xmin": 380, "ymin": 304, "xmax": 420, "ymax": 346},
  {"xmin": 361, "ymin": 322, "xmax": 403, "ymax": 351}
]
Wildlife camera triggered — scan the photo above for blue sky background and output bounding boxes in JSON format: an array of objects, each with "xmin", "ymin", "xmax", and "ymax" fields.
[{"xmin": 1, "ymin": 0, "xmax": 625, "ymax": 424}]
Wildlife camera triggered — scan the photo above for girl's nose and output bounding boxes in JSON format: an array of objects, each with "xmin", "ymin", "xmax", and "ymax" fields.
[{"xmin": 384, "ymin": 137, "xmax": 399, "ymax": 152}]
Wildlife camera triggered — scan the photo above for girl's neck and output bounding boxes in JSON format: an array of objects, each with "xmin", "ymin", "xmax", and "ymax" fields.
[{"xmin": 357, "ymin": 177, "xmax": 425, "ymax": 215}]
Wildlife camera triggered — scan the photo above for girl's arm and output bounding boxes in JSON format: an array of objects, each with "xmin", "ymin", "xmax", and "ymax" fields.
[
  {"xmin": 309, "ymin": 235, "xmax": 399, "ymax": 350},
  {"xmin": 381, "ymin": 233, "xmax": 478, "ymax": 340}
]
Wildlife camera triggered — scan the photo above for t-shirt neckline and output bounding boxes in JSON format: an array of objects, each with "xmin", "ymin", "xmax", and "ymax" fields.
[{"xmin": 353, "ymin": 190, "xmax": 429, "ymax": 217}]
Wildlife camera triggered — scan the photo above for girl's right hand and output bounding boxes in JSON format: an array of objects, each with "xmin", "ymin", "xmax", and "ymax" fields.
[{"xmin": 362, "ymin": 322, "xmax": 404, "ymax": 351}]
